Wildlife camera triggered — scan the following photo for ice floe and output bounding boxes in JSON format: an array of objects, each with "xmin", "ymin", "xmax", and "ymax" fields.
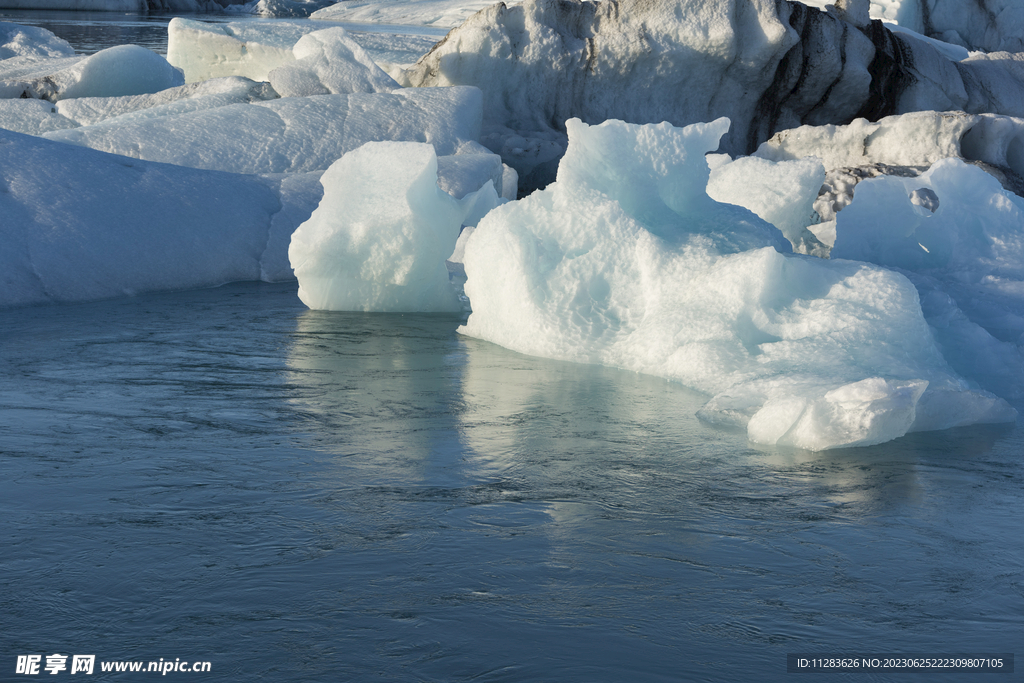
[
  {"xmin": 458, "ymin": 117, "xmax": 1016, "ymax": 450},
  {"xmin": 289, "ymin": 141, "xmax": 500, "ymax": 312}
]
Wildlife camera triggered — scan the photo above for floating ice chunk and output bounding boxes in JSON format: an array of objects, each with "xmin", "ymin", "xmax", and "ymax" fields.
[
  {"xmin": 289, "ymin": 141, "xmax": 499, "ymax": 312},
  {"xmin": 268, "ymin": 28, "xmax": 398, "ymax": 97},
  {"xmin": 167, "ymin": 18, "xmax": 321, "ymax": 83},
  {"xmin": 2, "ymin": 44, "xmax": 184, "ymax": 102},
  {"xmin": 707, "ymin": 155, "xmax": 828, "ymax": 257},
  {"xmin": 0, "ymin": 98, "xmax": 78, "ymax": 135},
  {"xmin": 44, "ymin": 86, "xmax": 484, "ymax": 174},
  {"xmin": 0, "ymin": 128, "xmax": 318, "ymax": 308},
  {"xmin": 460, "ymin": 117, "xmax": 1015, "ymax": 450},
  {"xmin": 0, "ymin": 21, "xmax": 75, "ymax": 61},
  {"xmin": 55, "ymin": 76, "xmax": 277, "ymax": 126}
]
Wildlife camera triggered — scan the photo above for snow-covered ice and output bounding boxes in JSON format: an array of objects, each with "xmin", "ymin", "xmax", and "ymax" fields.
[
  {"xmin": 288, "ymin": 141, "xmax": 500, "ymax": 312},
  {"xmin": 44, "ymin": 87, "xmax": 485, "ymax": 174},
  {"xmin": 459, "ymin": 117, "xmax": 1015, "ymax": 451}
]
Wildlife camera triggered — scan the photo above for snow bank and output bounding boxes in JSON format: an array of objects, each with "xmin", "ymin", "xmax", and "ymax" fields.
[
  {"xmin": 459, "ymin": 117, "xmax": 1014, "ymax": 451},
  {"xmin": 268, "ymin": 27, "xmax": 398, "ymax": 97},
  {"xmin": 0, "ymin": 128, "xmax": 318, "ymax": 308},
  {"xmin": 289, "ymin": 141, "xmax": 500, "ymax": 312},
  {"xmin": 167, "ymin": 18, "xmax": 320, "ymax": 83},
  {"xmin": 55, "ymin": 77, "xmax": 277, "ymax": 126},
  {"xmin": 0, "ymin": 21, "xmax": 75, "ymax": 61},
  {"xmin": 312, "ymin": 0, "xmax": 518, "ymax": 29},
  {"xmin": 2, "ymin": 44, "xmax": 183, "ymax": 102},
  {"xmin": 44, "ymin": 87, "xmax": 484, "ymax": 174}
]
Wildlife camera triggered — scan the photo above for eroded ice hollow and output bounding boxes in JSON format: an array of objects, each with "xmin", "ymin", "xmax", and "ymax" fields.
[{"xmin": 452, "ymin": 117, "xmax": 1016, "ymax": 451}]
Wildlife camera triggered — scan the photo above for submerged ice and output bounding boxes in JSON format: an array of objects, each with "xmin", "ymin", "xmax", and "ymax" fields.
[{"xmin": 458, "ymin": 118, "xmax": 1015, "ymax": 450}]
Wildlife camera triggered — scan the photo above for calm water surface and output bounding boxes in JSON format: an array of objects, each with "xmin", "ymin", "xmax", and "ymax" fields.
[
  {"xmin": 0, "ymin": 9, "xmax": 446, "ymax": 55},
  {"xmin": 1, "ymin": 283, "xmax": 1022, "ymax": 681}
]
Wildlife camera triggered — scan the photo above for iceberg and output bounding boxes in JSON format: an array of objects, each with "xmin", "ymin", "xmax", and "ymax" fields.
[
  {"xmin": 830, "ymin": 158, "xmax": 1024, "ymax": 398},
  {"xmin": 2, "ymin": 44, "xmax": 184, "ymax": 102},
  {"xmin": 458, "ymin": 117, "xmax": 1015, "ymax": 450},
  {"xmin": 267, "ymin": 27, "xmax": 399, "ymax": 97},
  {"xmin": 0, "ymin": 21, "xmax": 75, "ymax": 61},
  {"xmin": 0, "ymin": 128, "xmax": 323, "ymax": 307},
  {"xmin": 44, "ymin": 87, "xmax": 485, "ymax": 174},
  {"xmin": 404, "ymin": 0, "xmax": 1024, "ymax": 191},
  {"xmin": 167, "ymin": 18, "xmax": 323, "ymax": 83},
  {"xmin": 288, "ymin": 141, "xmax": 500, "ymax": 312}
]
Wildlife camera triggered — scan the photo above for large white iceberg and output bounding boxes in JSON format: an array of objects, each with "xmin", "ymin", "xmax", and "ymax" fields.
[
  {"xmin": 459, "ymin": 117, "xmax": 1015, "ymax": 450},
  {"xmin": 289, "ymin": 141, "xmax": 500, "ymax": 312},
  {"xmin": 44, "ymin": 87, "xmax": 485, "ymax": 174},
  {"xmin": 0, "ymin": 128, "xmax": 316, "ymax": 308}
]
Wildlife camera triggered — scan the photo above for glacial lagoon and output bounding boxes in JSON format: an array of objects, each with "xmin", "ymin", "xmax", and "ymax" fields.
[
  {"xmin": 2, "ymin": 282, "xmax": 1022, "ymax": 681},
  {"xmin": 1, "ymin": 12, "xmax": 1022, "ymax": 681}
]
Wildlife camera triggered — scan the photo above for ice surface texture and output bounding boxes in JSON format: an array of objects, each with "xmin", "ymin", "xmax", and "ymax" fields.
[
  {"xmin": 167, "ymin": 18, "xmax": 322, "ymax": 83},
  {"xmin": 44, "ymin": 87, "xmax": 484, "ymax": 174},
  {"xmin": 0, "ymin": 129, "xmax": 316, "ymax": 307},
  {"xmin": 289, "ymin": 141, "xmax": 499, "ymax": 312},
  {"xmin": 267, "ymin": 27, "xmax": 399, "ymax": 97},
  {"xmin": 459, "ymin": 117, "xmax": 1015, "ymax": 451}
]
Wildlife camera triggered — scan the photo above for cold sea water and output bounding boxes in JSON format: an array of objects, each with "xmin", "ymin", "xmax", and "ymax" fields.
[{"xmin": 2, "ymin": 13, "xmax": 1023, "ymax": 682}]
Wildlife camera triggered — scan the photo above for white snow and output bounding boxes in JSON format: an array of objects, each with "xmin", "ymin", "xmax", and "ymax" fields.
[
  {"xmin": 288, "ymin": 141, "xmax": 500, "ymax": 312},
  {"xmin": 44, "ymin": 86, "xmax": 485, "ymax": 174},
  {"xmin": 2, "ymin": 44, "xmax": 184, "ymax": 101},
  {"xmin": 268, "ymin": 27, "xmax": 398, "ymax": 97},
  {"xmin": 0, "ymin": 128, "xmax": 318, "ymax": 308},
  {"xmin": 458, "ymin": 117, "xmax": 1015, "ymax": 451}
]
